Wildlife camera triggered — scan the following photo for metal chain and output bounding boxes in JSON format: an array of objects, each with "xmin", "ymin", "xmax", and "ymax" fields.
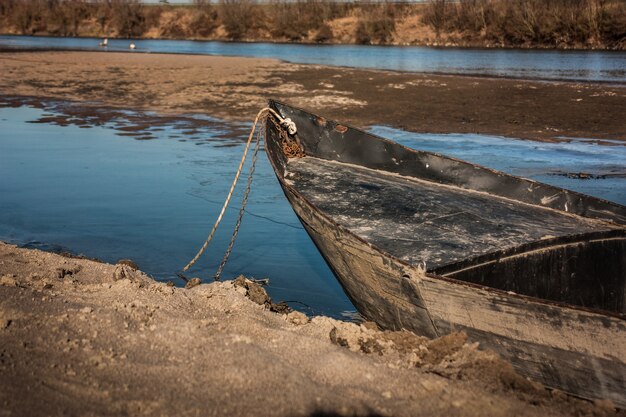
[
  {"xmin": 180, "ymin": 107, "xmax": 299, "ymax": 281},
  {"xmin": 213, "ymin": 118, "xmax": 264, "ymax": 280}
]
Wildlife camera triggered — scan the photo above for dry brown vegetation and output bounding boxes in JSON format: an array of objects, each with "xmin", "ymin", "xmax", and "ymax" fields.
[
  {"xmin": 422, "ymin": 0, "xmax": 626, "ymax": 48},
  {"xmin": 0, "ymin": 0, "xmax": 624, "ymax": 49}
]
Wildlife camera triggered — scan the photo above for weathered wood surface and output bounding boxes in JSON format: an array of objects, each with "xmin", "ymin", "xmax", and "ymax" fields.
[
  {"xmin": 287, "ymin": 157, "xmax": 622, "ymax": 267},
  {"xmin": 284, "ymin": 182, "xmax": 626, "ymax": 406},
  {"xmin": 282, "ymin": 186, "xmax": 438, "ymax": 338},
  {"xmin": 264, "ymin": 100, "xmax": 626, "ymax": 407},
  {"xmin": 287, "ymin": 157, "xmax": 626, "ymax": 313},
  {"xmin": 271, "ymin": 101, "xmax": 626, "ymax": 226},
  {"xmin": 417, "ymin": 273, "xmax": 626, "ymax": 406}
]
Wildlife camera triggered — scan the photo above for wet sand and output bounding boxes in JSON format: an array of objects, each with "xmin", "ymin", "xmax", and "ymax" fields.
[
  {"xmin": 0, "ymin": 50, "xmax": 625, "ymax": 142},
  {"xmin": 0, "ymin": 242, "xmax": 621, "ymax": 417}
]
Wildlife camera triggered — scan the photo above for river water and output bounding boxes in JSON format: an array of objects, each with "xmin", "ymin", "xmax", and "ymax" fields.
[
  {"xmin": 1, "ymin": 101, "xmax": 624, "ymax": 317},
  {"xmin": 1, "ymin": 36, "xmax": 625, "ymax": 316},
  {"xmin": 1, "ymin": 35, "xmax": 625, "ymax": 83},
  {"xmin": 0, "ymin": 102, "xmax": 356, "ymax": 318}
]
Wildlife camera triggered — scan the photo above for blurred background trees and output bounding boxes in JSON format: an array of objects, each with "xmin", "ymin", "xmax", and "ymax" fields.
[{"xmin": 0, "ymin": 0, "xmax": 623, "ymax": 49}]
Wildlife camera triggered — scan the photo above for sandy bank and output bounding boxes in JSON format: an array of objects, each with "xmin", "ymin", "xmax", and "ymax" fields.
[
  {"xmin": 0, "ymin": 241, "xmax": 621, "ymax": 416},
  {"xmin": 1, "ymin": 50, "xmax": 625, "ymax": 142}
]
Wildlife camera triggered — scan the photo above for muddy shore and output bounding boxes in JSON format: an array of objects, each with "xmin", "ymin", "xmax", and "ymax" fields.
[
  {"xmin": 1, "ymin": 242, "xmax": 623, "ymax": 416},
  {"xmin": 1, "ymin": 50, "xmax": 625, "ymax": 142}
]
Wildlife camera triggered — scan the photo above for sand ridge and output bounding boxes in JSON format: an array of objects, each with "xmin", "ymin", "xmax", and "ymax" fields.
[{"xmin": 0, "ymin": 242, "xmax": 620, "ymax": 416}]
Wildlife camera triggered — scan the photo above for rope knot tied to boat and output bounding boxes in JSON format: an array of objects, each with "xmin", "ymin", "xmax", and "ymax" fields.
[{"xmin": 280, "ymin": 117, "xmax": 297, "ymax": 135}]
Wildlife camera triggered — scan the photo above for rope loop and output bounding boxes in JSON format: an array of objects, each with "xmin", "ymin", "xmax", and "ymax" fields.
[{"xmin": 180, "ymin": 107, "xmax": 298, "ymax": 279}]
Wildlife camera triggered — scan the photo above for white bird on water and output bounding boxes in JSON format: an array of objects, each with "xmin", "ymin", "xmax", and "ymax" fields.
[
  {"xmin": 129, "ymin": 43, "xmax": 136, "ymax": 50},
  {"xmin": 99, "ymin": 38, "xmax": 108, "ymax": 47}
]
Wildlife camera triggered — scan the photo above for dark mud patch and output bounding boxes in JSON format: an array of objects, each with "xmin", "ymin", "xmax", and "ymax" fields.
[
  {"xmin": 548, "ymin": 170, "xmax": 626, "ymax": 180},
  {"xmin": 17, "ymin": 240, "xmax": 104, "ymax": 263},
  {"xmin": 0, "ymin": 95, "xmax": 251, "ymax": 146},
  {"xmin": 279, "ymin": 66, "xmax": 626, "ymax": 142},
  {"xmin": 233, "ymin": 275, "xmax": 291, "ymax": 313}
]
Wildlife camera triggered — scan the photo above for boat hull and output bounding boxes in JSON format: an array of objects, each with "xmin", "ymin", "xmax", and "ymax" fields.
[
  {"xmin": 282, "ymin": 182, "xmax": 626, "ymax": 407},
  {"xmin": 264, "ymin": 100, "xmax": 626, "ymax": 407}
]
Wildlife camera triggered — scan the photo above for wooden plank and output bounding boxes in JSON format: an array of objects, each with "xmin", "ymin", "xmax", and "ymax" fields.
[{"xmin": 415, "ymin": 273, "xmax": 626, "ymax": 406}]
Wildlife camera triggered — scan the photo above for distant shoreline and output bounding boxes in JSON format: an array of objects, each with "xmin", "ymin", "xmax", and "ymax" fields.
[
  {"xmin": 1, "ymin": 32, "xmax": 624, "ymax": 52},
  {"xmin": 2, "ymin": 42, "xmax": 625, "ymax": 88}
]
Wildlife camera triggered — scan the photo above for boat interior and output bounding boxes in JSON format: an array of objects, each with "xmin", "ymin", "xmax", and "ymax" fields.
[{"xmin": 267, "ymin": 101, "xmax": 626, "ymax": 315}]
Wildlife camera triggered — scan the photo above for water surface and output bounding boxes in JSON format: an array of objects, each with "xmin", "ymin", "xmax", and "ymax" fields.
[
  {"xmin": 1, "ymin": 35, "xmax": 625, "ymax": 83},
  {"xmin": 0, "ymin": 102, "xmax": 356, "ymax": 318},
  {"xmin": 1, "ymin": 102, "xmax": 624, "ymax": 319}
]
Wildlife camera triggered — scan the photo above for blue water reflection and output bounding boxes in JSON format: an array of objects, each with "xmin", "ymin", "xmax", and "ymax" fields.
[{"xmin": 0, "ymin": 104, "xmax": 356, "ymax": 318}]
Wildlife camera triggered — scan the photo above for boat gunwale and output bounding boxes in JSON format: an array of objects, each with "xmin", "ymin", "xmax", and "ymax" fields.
[
  {"xmin": 432, "ymin": 230, "xmax": 626, "ymax": 275},
  {"xmin": 265, "ymin": 99, "xmax": 626, "ymax": 321},
  {"xmin": 272, "ymin": 100, "xmax": 626, "ymax": 222}
]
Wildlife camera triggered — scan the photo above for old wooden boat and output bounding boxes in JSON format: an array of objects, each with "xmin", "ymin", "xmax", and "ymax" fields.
[{"xmin": 264, "ymin": 100, "xmax": 626, "ymax": 406}]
